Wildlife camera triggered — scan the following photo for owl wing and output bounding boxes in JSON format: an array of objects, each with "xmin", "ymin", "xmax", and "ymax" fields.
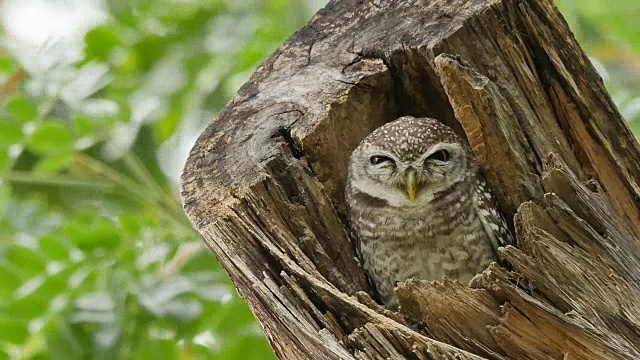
[
  {"xmin": 345, "ymin": 183, "xmax": 387, "ymax": 302},
  {"xmin": 474, "ymin": 179, "xmax": 514, "ymax": 259},
  {"xmin": 345, "ymin": 182, "xmax": 365, "ymax": 268}
]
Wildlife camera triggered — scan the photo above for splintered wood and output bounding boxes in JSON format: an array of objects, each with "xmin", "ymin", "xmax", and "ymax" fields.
[{"xmin": 181, "ymin": 0, "xmax": 640, "ymax": 358}]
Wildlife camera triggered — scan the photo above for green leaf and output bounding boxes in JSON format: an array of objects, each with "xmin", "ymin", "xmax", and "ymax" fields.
[
  {"xmin": 628, "ymin": 118, "xmax": 640, "ymax": 135},
  {"xmin": 43, "ymin": 317, "xmax": 88, "ymax": 360},
  {"xmin": 34, "ymin": 152, "xmax": 75, "ymax": 173},
  {"xmin": 0, "ymin": 56, "xmax": 16, "ymax": 73},
  {"xmin": 4, "ymin": 246, "xmax": 47, "ymax": 278},
  {"xmin": 64, "ymin": 215, "xmax": 122, "ymax": 251},
  {"xmin": 85, "ymin": 25, "xmax": 122, "ymax": 62},
  {"xmin": 28, "ymin": 122, "xmax": 75, "ymax": 155},
  {"xmin": 0, "ymin": 120, "xmax": 23, "ymax": 146},
  {"xmin": 72, "ymin": 115, "xmax": 96, "ymax": 136},
  {"xmin": 39, "ymin": 235, "xmax": 71, "ymax": 262},
  {"xmin": 4, "ymin": 267, "xmax": 74, "ymax": 322},
  {"xmin": 0, "ymin": 265, "xmax": 21, "ymax": 301},
  {"xmin": 216, "ymin": 334, "xmax": 276, "ymax": 360},
  {"xmin": 112, "ymin": 47, "xmax": 140, "ymax": 74},
  {"xmin": 133, "ymin": 332, "xmax": 178, "ymax": 360},
  {"xmin": 18, "ymin": 331, "xmax": 47, "ymax": 360},
  {"xmin": 154, "ymin": 106, "xmax": 182, "ymax": 143},
  {"xmin": 0, "ymin": 149, "xmax": 10, "ymax": 174},
  {"xmin": 3, "ymin": 293, "xmax": 49, "ymax": 320},
  {"xmin": 6, "ymin": 96, "xmax": 38, "ymax": 121},
  {"xmin": 0, "ymin": 318, "xmax": 29, "ymax": 344},
  {"xmin": 118, "ymin": 213, "xmax": 142, "ymax": 235}
]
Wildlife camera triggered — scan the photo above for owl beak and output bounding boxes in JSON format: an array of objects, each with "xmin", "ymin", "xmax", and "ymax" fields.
[{"xmin": 406, "ymin": 170, "xmax": 417, "ymax": 201}]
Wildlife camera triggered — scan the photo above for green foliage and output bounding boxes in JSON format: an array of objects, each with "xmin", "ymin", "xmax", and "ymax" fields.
[
  {"xmin": 0, "ymin": 0, "xmax": 637, "ymax": 359},
  {"xmin": 1, "ymin": 0, "xmax": 318, "ymax": 358},
  {"xmin": 0, "ymin": 199, "xmax": 273, "ymax": 359},
  {"xmin": 557, "ymin": 0, "xmax": 640, "ymax": 127}
]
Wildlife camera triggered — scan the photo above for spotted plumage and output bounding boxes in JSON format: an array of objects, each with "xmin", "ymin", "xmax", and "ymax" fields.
[{"xmin": 346, "ymin": 116, "xmax": 512, "ymax": 307}]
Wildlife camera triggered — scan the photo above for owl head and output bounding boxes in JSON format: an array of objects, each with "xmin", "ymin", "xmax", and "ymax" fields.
[{"xmin": 347, "ymin": 116, "xmax": 478, "ymax": 207}]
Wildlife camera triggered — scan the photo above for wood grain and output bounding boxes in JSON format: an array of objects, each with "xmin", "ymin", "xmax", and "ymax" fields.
[{"xmin": 181, "ymin": 0, "xmax": 640, "ymax": 358}]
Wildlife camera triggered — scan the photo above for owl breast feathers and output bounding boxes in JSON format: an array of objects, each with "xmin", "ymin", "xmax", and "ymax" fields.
[{"xmin": 345, "ymin": 116, "xmax": 513, "ymax": 307}]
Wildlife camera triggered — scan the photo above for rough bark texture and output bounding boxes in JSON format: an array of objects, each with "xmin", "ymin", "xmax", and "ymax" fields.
[{"xmin": 180, "ymin": 0, "xmax": 640, "ymax": 358}]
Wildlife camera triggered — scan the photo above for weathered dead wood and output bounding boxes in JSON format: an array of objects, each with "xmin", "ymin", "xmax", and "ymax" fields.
[{"xmin": 181, "ymin": 0, "xmax": 640, "ymax": 358}]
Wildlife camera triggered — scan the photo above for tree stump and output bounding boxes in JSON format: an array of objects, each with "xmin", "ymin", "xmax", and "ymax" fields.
[{"xmin": 180, "ymin": 0, "xmax": 640, "ymax": 358}]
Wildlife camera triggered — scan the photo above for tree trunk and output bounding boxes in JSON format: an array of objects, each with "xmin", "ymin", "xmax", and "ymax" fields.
[{"xmin": 180, "ymin": 0, "xmax": 640, "ymax": 358}]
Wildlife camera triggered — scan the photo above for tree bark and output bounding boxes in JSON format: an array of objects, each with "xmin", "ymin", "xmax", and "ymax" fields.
[{"xmin": 180, "ymin": 0, "xmax": 640, "ymax": 358}]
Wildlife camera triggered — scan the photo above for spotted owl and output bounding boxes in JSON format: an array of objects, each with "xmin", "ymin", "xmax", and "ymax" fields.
[{"xmin": 346, "ymin": 116, "xmax": 513, "ymax": 307}]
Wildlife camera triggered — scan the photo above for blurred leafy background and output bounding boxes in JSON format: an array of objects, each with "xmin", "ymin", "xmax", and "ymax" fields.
[{"xmin": 0, "ymin": 0, "xmax": 637, "ymax": 359}]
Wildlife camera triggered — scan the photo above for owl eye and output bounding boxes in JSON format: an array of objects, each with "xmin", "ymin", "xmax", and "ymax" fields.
[
  {"xmin": 427, "ymin": 149, "xmax": 449, "ymax": 162},
  {"xmin": 370, "ymin": 155, "xmax": 394, "ymax": 166}
]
